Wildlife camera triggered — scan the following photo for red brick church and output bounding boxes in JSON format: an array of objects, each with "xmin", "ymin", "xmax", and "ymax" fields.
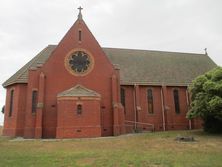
[{"xmin": 2, "ymin": 8, "xmax": 216, "ymax": 138}]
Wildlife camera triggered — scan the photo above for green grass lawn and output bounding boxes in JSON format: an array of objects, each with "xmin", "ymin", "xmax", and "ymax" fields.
[{"xmin": 0, "ymin": 130, "xmax": 222, "ymax": 167}]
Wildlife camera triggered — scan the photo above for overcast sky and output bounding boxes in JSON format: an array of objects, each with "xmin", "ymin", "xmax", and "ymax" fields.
[{"xmin": 0, "ymin": 0, "xmax": 222, "ymax": 125}]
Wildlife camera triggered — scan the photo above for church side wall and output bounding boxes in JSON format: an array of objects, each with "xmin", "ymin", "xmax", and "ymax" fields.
[
  {"xmin": 122, "ymin": 86, "xmax": 135, "ymax": 133},
  {"xmin": 24, "ymin": 69, "xmax": 40, "ymax": 138},
  {"xmin": 15, "ymin": 84, "xmax": 27, "ymax": 136},
  {"xmin": 139, "ymin": 86, "xmax": 163, "ymax": 131},
  {"xmin": 165, "ymin": 86, "xmax": 190, "ymax": 130},
  {"xmin": 122, "ymin": 85, "xmax": 199, "ymax": 132},
  {"xmin": 123, "ymin": 85, "xmax": 164, "ymax": 132},
  {"xmin": 3, "ymin": 84, "xmax": 27, "ymax": 137}
]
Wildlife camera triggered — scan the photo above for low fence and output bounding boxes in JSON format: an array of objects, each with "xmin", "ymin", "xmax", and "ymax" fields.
[{"xmin": 124, "ymin": 120, "xmax": 154, "ymax": 133}]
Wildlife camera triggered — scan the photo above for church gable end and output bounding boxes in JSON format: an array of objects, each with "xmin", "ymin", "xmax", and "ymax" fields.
[{"xmin": 23, "ymin": 8, "xmax": 118, "ymax": 138}]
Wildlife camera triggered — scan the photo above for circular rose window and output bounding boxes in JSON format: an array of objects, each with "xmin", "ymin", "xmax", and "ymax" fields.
[{"xmin": 65, "ymin": 49, "xmax": 94, "ymax": 76}]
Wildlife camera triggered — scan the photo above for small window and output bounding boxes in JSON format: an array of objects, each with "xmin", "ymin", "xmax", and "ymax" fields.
[
  {"xmin": 77, "ymin": 104, "xmax": 82, "ymax": 115},
  {"xmin": 120, "ymin": 88, "xmax": 125, "ymax": 107},
  {"xmin": 147, "ymin": 89, "xmax": 154, "ymax": 114},
  {"xmin": 9, "ymin": 90, "xmax": 14, "ymax": 117},
  {"xmin": 173, "ymin": 89, "xmax": 180, "ymax": 114},
  {"xmin": 78, "ymin": 30, "xmax": 82, "ymax": 41},
  {"xmin": 32, "ymin": 90, "xmax": 38, "ymax": 113}
]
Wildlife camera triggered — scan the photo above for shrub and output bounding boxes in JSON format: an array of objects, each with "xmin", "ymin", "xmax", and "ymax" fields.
[{"xmin": 187, "ymin": 67, "xmax": 222, "ymax": 133}]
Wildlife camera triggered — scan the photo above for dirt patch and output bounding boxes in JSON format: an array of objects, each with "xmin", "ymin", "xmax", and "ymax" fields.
[{"xmin": 0, "ymin": 126, "xmax": 2, "ymax": 136}]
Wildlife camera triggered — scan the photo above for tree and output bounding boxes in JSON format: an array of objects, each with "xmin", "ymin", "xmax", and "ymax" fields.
[{"xmin": 187, "ymin": 67, "xmax": 222, "ymax": 133}]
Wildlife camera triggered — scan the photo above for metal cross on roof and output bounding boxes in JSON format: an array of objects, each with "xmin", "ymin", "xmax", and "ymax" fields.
[
  {"xmin": 78, "ymin": 6, "xmax": 83, "ymax": 20},
  {"xmin": 78, "ymin": 6, "xmax": 83, "ymax": 13}
]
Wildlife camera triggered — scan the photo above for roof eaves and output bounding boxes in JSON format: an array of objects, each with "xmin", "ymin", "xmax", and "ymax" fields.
[
  {"xmin": 2, "ymin": 45, "xmax": 53, "ymax": 88},
  {"xmin": 120, "ymin": 81, "xmax": 191, "ymax": 86}
]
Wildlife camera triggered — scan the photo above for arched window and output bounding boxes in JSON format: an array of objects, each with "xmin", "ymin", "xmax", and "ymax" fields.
[
  {"xmin": 77, "ymin": 104, "xmax": 82, "ymax": 115},
  {"xmin": 120, "ymin": 88, "xmax": 125, "ymax": 107},
  {"xmin": 9, "ymin": 89, "xmax": 14, "ymax": 117},
  {"xmin": 147, "ymin": 89, "xmax": 154, "ymax": 114},
  {"xmin": 32, "ymin": 90, "xmax": 38, "ymax": 113},
  {"xmin": 173, "ymin": 89, "xmax": 180, "ymax": 114},
  {"xmin": 78, "ymin": 30, "xmax": 82, "ymax": 41}
]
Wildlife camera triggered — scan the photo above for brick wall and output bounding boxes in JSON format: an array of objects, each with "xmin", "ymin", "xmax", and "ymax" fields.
[
  {"xmin": 3, "ymin": 84, "xmax": 27, "ymax": 137},
  {"xmin": 122, "ymin": 85, "xmax": 200, "ymax": 132},
  {"xmin": 56, "ymin": 98, "xmax": 101, "ymax": 138}
]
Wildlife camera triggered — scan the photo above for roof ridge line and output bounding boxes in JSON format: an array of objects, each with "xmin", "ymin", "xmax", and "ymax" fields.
[
  {"xmin": 102, "ymin": 47, "xmax": 205, "ymax": 56},
  {"xmin": 47, "ymin": 44, "xmax": 206, "ymax": 56}
]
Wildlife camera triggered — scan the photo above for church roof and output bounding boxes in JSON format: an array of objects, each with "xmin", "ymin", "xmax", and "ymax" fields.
[
  {"xmin": 57, "ymin": 84, "xmax": 101, "ymax": 97},
  {"xmin": 3, "ymin": 45, "xmax": 55, "ymax": 87},
  {"xmin": 2, "ymin": 45, "xmax": 217, "ymax": 87},
  {"xmin": 103, "ymin": 48, "xmax": 217, "ymax": 85}
]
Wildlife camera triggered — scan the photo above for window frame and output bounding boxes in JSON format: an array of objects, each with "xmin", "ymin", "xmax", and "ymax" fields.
[
  {"xmin": 147, "ymin": 88, "xmax": 154, "ymax": 114},
  {"xmin": 78, "ymin": 30, "xmax": 82, "ymax": 41},
  {"xmin": 77, "ymin": 104, "xmax": 82, "ymax": 115},
  {"xmin": 9, "ymin": 89, "xmax": 14, "ymax": 117},
  {"xmin": 31, "ymin": 90, "xmax": 38, "ymax": 113},
  {"xmin": 120, "ymin": 88, "xmax": 125, "ymax": 107},
  {"xmin": 173, "ymin": 88, "xmax": 180, "ymax": 114}
]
